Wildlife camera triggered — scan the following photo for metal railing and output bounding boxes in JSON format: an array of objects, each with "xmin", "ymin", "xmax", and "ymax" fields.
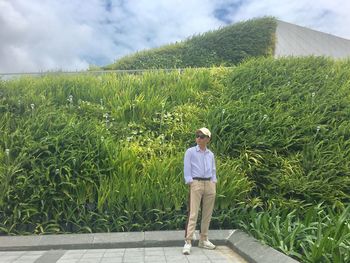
[{"xmin": 0, "ymin": 68, "xmax": 188, "ymax": 80}]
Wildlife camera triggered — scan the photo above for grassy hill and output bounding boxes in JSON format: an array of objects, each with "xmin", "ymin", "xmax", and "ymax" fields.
[
  {"xmin": 102, "ymin": 17, "xmax": 276, "ymax": 70},
  {"xmin": 1, "ymin": 57, "xmax": 349, "ymax": 262}
]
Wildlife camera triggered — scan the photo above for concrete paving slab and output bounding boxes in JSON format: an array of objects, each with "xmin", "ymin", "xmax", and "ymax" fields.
[
  {"xmin": 0, "ymin": 246, "xmax": 247, "ymax": 263},
  {"xmin": 34, "ymin": 250, "xmax": 66, "ymax": 263}
]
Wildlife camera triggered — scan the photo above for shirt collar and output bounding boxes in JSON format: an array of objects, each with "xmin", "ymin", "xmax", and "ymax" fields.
[{"xmin": 196, "ymin": 145, "xmax": 209, "ymax": 153}]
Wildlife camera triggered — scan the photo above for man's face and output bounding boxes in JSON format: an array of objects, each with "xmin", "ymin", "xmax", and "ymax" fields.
[{"xmin": 195, "ymin": 133, "xmax": 210, "ymax": 146}]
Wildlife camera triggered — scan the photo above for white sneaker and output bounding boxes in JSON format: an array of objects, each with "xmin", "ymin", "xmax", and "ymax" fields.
[
  {"xmin": 182, "ymin": 241, "xmax": 191, "ymax": 255},
  {"xmin": 198, "ymin": 239, "xmax": 216, "ymax": 250}
]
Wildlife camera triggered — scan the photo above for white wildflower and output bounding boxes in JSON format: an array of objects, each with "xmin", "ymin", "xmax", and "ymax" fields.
[{"xmin": 68, "ymin": 95, "xmax": 73, "ymax": 104}]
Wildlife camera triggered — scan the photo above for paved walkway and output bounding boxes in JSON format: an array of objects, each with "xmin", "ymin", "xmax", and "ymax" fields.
[
  {"xmin": 0, "ymin": 230, "xmax": 299, "ymax": 263},
  {"xmin": 0, "ymin": 246, "xmax": 246, "ymax": 263}
]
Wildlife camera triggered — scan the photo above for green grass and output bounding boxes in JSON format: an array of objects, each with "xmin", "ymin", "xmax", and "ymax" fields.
[
  {"xmin": 237, "ymin": 204, "xmax": 350, "ymax": 262},
  {"xmin": 103, "ymin": 17, "xmax": 276, "ymax": 70},
  {"xmin": 1, "ymin": 57, "xmax": 350, "ymax": 262}
]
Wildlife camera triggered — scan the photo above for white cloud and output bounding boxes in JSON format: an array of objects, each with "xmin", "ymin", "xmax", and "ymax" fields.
[
  {"xmin": 0, "ymin": 0, "xmax": 116, "ymax": 73},
  {"xmin": 0, "ymin": 0, "xmax": 349, "ymax": 73}
]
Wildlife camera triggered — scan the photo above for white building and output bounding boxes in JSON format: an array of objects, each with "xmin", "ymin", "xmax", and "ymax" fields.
[{"xmin": 275, "ymin": 20, "xmax": 350, "ymax": 59}]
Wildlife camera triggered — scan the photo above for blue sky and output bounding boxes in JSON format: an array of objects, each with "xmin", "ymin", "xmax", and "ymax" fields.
[{"xmin": 0, "ymin": 0, "xmax": 349, "ymax": 73}]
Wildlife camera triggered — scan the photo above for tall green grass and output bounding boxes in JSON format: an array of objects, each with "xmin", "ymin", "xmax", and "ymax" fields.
[
  {"xmin": 209, "ymin": 57, "xmax": 350, "ymax": 206},
  {"xmin": 1, "ymin": 57, "xmax": 349, "ymax": 262},
  {"xmin": 238, "ymin": 204, "xmax": 350, "ymax": 262}
]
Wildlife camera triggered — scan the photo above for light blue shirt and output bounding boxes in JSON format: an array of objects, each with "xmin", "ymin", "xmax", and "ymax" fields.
[{"xmin": 184, "ymin": 145, "xmax": 217, "ymax": 184}]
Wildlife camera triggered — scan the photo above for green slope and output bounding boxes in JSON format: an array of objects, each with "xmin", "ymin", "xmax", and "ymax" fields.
[
  {"xmin": 1, "ymin": 57, "xmax": 349, "ymax": 262},
  {"xmin": 103, "ymin": 17, "xmax": 276, "ymax": 70}
]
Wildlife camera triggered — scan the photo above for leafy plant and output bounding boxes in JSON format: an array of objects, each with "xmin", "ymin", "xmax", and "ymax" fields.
[{"xmin": 1, "ymin": 57, "xmax": 349, "ymax": 262}]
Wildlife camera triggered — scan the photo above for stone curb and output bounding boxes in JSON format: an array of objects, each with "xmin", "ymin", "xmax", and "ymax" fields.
[
  {"xmin": 0, "ymin": 229, "xmax": 299, "ymax": 262},
  {"xmin": 227, "ymin": 230, "xmax": 299, "ymax": 263},
  {"xmin": 0, "ymin": 230, "xmax": 229, "ymax": 251}
]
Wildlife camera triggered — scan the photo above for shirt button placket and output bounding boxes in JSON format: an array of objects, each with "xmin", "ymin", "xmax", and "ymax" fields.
[{"xmin": 203, "ymin": 152, "xmax": 206, "ymax": 177}]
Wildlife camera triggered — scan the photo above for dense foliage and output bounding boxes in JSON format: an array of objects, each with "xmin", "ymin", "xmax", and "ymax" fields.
[
  {"xmin": 102, "ymin": 17, "xmax": 276, "ymax": 70},
  {"xmin": 1, "ymin": 57, "xmax": 349, "ymax": 262}
]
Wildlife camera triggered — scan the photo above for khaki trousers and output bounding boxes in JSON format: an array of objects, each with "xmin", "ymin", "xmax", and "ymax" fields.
[{"xmin": 185, "ymin": 180, "xmax": 216, "ymax": 241}]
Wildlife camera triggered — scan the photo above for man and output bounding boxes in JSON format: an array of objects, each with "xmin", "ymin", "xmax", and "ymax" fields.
[{"xmin": 182, "ymin": 127, "xmax": 217, "ymax": 255}]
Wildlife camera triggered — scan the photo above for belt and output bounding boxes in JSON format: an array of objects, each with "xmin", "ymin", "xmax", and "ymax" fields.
[{"xmin": 193, "ymin": 177, "xmax": 211, "ymax": 181}]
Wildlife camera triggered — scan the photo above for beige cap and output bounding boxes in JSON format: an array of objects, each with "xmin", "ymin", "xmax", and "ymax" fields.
[{"xmin": 197, "ymin": 127, "xmax": 211, "ymax": 138}]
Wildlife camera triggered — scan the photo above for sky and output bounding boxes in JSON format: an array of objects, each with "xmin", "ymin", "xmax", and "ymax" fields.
[{"xmin": 1, "ymin": 0, "xmax": 350, "ymax": 73}]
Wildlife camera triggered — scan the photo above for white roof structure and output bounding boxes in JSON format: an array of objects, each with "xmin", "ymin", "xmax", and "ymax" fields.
[{"xmin": 275, "ymin": 20, "xmax": 350, "ymax": 59}]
